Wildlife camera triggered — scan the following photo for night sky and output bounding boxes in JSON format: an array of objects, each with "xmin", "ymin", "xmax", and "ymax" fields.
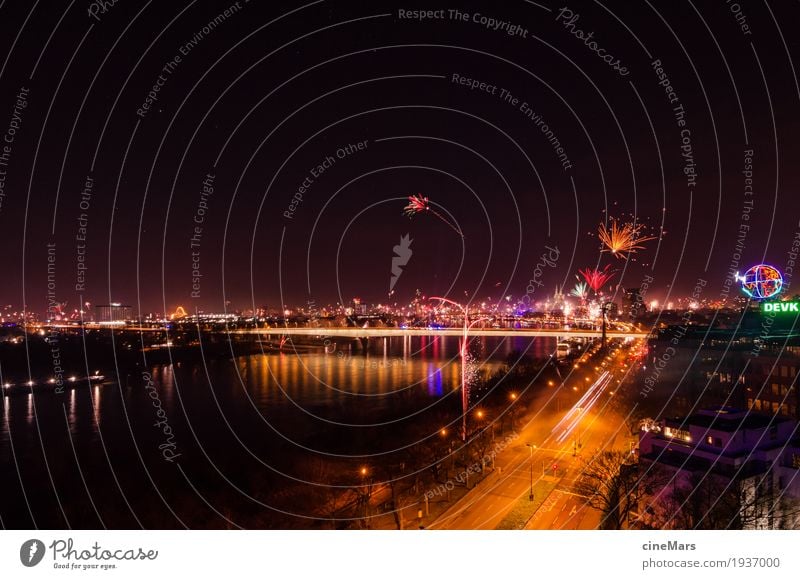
[{"xmin": 1, "ymin": 0, "xmax": 799, "ymax": 315}]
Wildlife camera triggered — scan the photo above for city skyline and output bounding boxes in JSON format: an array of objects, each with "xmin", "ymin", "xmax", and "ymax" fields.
[{"xmin": 2, "ymin": 3, "xmax": 799, "ymax": 316}]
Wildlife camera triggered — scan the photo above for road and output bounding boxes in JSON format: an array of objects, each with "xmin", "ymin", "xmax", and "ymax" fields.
[{"xmin": 429, "ymin": 342, "xmax": 643, "ymax": 530}]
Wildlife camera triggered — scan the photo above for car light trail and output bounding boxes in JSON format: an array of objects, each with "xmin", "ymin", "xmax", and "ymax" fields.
[{"xmin": 553, "ymin": 371, "xmax": 613, "ymax": 443}]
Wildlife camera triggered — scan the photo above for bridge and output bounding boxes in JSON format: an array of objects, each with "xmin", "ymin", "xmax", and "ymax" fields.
[{"xmin": 231, "ymin": 327, "xmax": 649, "ymax": 339}]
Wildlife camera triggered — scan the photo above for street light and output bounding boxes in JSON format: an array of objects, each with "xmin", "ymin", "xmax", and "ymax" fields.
[
  {"xmin": 359, "ymin": 467, "xmax": 372, "ymax": 528},
  {"xmin": 525, "ymin": 443, "xmax": 535, "ymax": 501}
]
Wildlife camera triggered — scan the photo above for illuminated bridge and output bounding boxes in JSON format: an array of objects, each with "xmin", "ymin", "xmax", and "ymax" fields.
[{"xmin": 231, "ymin": 327, "xmax": 649, "ymax": 339}]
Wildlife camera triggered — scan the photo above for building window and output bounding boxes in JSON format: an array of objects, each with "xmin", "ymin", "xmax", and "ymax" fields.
[
  {"xmin": 665, "ymin": 427, "xmax": 691, "ymax": 442},
  {"xmin": 772, "ymin": 383, "xmax": 780, "ymax": 395},
  {"xmin": 793, "ymin": 454, "xmax": 800, "ymax": 469}
]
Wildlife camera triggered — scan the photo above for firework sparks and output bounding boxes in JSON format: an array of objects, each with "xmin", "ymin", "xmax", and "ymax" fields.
[
  {"xmin": 578, "ymin": 265, "xmax": 616, "ymax": 294},
  {"xmin": 598, "ymin": 218, "xmax": 657, "ymax": 259},
  {"xmin": 569, "ymin": 281, "xmax": 589, "ymax": 301},
  {"xmin": 403, "ymin": 194, "xmax": 463, "ymax": 237}
]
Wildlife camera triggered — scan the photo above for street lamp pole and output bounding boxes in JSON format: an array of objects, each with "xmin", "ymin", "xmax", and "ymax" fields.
[
  {"xmin": 601, "ymin": 301, "xmax": 612, "ymax": 351},
  {"xmin": 525, "ymin": 443, "xmax": 534, "ymax": 501}
]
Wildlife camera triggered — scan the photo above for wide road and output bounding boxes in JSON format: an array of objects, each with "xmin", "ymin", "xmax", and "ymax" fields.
[
  {"xmin": 428, "ymin": 403, "xmax": 630, "ymax": 530},
  {"xmin": 428, "ymin": 343, "xmax": 640, "ymax": 530}
]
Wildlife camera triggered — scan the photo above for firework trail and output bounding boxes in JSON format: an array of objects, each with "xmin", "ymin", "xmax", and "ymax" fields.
[
  {"xmin": 598, "ymin": 218, "xmax": 657, "ymax": 259},
  {"xmin": 569, "ymin": 281, "xmax": 589, "ymax": 301},
  {"xmin": 578, "ymin": 265, "xmax": 616, "ymax": 295},
  {"xmin": 403, "ymin": 194, "xmax": 463, "ymax": 237}
]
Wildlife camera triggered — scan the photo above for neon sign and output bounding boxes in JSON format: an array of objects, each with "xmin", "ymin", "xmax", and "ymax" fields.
[
  {"xmin": 735, "ymin": 264, "xmax": 783, "ymax": 299},
  {"xmin": 762, "ymin": 302, "xmax": 799, "ymax": 313}
]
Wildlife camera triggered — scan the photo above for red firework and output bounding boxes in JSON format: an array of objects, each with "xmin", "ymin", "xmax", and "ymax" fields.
[
  {"xmin": 578, "ymin": 265, "xmax": 616, "ymax": 294},
  {"xmin": 403, "ymin": 194, "xmax": 463, "ymax": 236}
]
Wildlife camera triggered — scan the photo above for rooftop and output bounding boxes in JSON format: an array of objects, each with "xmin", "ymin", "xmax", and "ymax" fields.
[{"xmin": 665, "ymin": 406, "xmax": 793, "ymax": 432}]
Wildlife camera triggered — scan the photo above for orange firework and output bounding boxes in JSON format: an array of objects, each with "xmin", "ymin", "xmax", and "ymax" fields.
[{"xmin": 598, "ymin": 218, "xmax": 657, "ymax": 259}]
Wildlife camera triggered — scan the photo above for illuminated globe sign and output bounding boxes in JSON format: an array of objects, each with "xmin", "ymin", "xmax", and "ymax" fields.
[{"xmin": 736, "ymin": 264, "xmax": 783, "ymax": 299}]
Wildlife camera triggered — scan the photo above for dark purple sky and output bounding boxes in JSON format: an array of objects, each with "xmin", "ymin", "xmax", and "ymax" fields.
[{"xmin": 1, "ymin": 0, "xmax": 799, "ymax": 315}]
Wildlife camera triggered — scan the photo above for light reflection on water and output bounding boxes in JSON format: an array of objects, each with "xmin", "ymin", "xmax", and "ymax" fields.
[{"xmin": 1, "ymin": 336, "xmax": 556, "ymax": 443}]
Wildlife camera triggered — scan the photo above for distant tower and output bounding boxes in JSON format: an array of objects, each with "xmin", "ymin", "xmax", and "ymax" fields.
[
  {"xmin": 95, "ymin": 303, "xmax": 132, "ymax": 323},
  {"xmin": 623, "ymin": 288, "xmax": 646, "ymax": 320}
]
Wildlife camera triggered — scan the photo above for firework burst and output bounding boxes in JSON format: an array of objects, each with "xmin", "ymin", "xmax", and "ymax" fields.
[
  {"xmin": 578, "ymin": 265, "xmax": 616, "ymax": 294},
  {"xmin": 403, "ymin": 194, "xmax": 463, "ymax": 236},
  {"xmin": 598, "ymin": 218, "xmax": 657, "ymax": 259},
  {"xmin": 569, "ymin": 281, "xmax": 589, "ymax": 301}
]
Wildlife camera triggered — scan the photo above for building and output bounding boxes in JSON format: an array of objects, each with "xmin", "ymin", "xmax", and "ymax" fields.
[
  {"xmin": 95, "ymin": 303, "xmax": 132, "ymax": 323},
  {"xmin": 351, "ymin": 298, "xmax": 367, "ymax": 316},
  {"xmin": 623, "ymin": 287, "xmax": 646, "ymax": 320},
  {"xmin": 645, "ymin": 314, "xmax": 800, "ymax": 420},
  {"xmin": 739, "ymin": 330, "xmax": 800, "ymax": 418},
  {"xmin": 638, "ymin": 407, "xmax": 800, "ymax": 529}
]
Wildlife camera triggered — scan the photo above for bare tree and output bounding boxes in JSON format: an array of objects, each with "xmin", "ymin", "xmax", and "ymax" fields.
[
  {"xmin": 573, "ymin": 450, "xmax": 654, "ymax": 529},
  {"xmin": 655, "ymin": 471, "xmax": 800, "ymax": 530}
]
